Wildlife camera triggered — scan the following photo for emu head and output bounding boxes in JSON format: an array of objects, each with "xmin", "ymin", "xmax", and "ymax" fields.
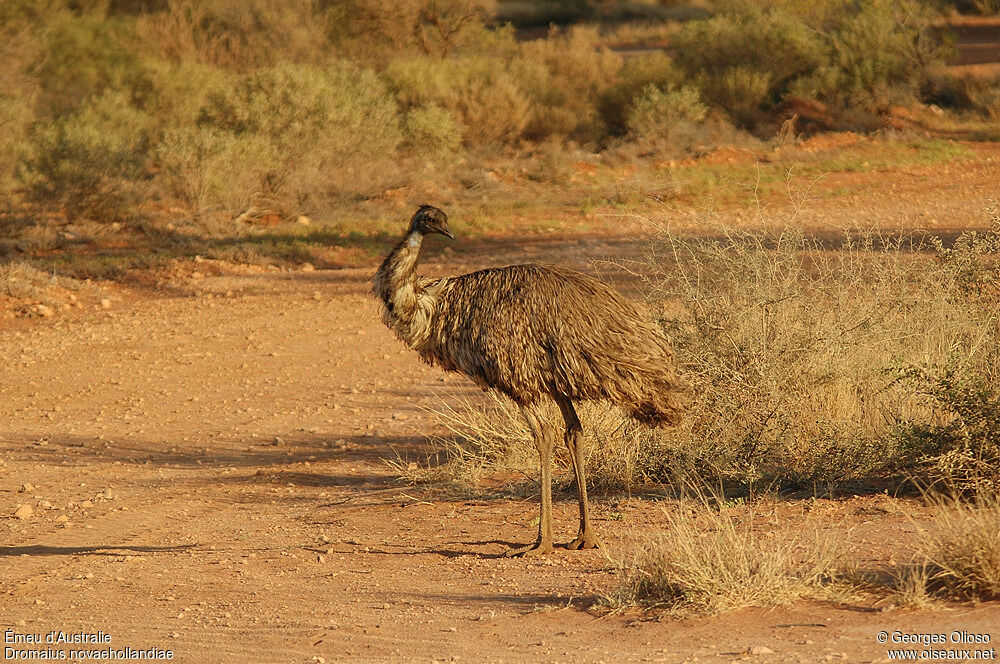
[{"xmin": 410, "ymin": 204, "xmax": 453, "ymax": 239}]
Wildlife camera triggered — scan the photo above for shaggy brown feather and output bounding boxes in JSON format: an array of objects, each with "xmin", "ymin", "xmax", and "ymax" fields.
[{"xmin": 418, "ymin": 264, "xmax": 684, "ymax": 425}]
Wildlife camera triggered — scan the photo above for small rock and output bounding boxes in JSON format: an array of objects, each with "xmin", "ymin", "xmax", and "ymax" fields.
[
  {"xmin": 301, "ymin": 263, "xmax": 315, "ymax": 272},
  {"xmin": 35, "ymin": 305, "xmax": 54, "ymax": 318},
  {"xmin": 14, "ymin": 505, "xmax": 33, "ymax": 519},
  {"xmin": 100, "ymin": 298, "xmax": 111, "ymax": 309},
  {"xmin": 55, "ymin": 515, "xmax": 69, "ymax": 523},
  {"xmin": 749, "ymin": 646, "xmax": 775, "ymax": 655},
  {"xmin": 19, "ymin": 483, "xmax": 34, "ymax": 493},
  {"xmin": 297, "ymin": 215, "xmax": 311, "ymax": 226}
]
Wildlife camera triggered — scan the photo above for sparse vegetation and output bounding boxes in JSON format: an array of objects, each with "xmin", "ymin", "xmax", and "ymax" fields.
[
  {"xmin": 919, "ymin": 493, "xmax": 1000, "ymax": 600},
  {"xmin": 612, "ymin": 497, "xmax": 844, "ymax": 613}
]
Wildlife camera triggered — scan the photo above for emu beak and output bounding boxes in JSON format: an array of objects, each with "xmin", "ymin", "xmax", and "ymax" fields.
[{"xmin": 441, "ymin": 229, "xmax": 455, "ymax": 239}]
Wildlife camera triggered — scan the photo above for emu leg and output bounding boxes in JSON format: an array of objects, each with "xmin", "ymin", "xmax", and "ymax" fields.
[
  {"xmin": 556, "ymin": 396, "xmax": 599, "ymax": 550},
  {"xmin": 504, "ymin": 402, "xmax": 555, "ymax": 558}
]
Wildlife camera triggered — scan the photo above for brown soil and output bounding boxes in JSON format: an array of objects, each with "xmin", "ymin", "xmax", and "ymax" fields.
[{"xmin": 3, "ymin": 145, "xmax": 1000, "ymax": 663}]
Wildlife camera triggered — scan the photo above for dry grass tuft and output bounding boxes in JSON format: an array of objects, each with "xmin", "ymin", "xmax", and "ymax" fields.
[
  {"xmin": 612, "ymin": 498, "xmax": 844, "ymax": 614},
  {"xmin": 919, "ymin": 493, "xmax": 1000, "ymax": 600},
  {"xmin": 1, "ymin": 261, "xmax": 61, "ymax": 300}
]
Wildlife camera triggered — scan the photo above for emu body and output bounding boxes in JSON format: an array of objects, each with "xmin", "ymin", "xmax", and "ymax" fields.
[{"xmin": 374, "ymin": 205, "xmax": 684, "ymax": 556}]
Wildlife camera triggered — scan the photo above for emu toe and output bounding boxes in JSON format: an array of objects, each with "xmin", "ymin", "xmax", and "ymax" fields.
[
  {"xmin": 503, "ymin": 541, "xmax": 555, "ymax": 558},
  {"xmin": 564, "ymin": 533, "xmax": 600, "ymax": 550}
]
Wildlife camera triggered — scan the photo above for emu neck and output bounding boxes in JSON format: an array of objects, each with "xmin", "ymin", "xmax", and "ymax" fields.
[
  {"xmin": 374, "ymin": 230, "xmax": 434, "ymax": 347},
  {"xmin": 375, "ymin": 229, "xmax": 423, "ymax": 300}
]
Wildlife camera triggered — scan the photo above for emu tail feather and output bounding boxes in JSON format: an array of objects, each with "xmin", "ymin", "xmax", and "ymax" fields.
[{"xmin": 628, "ymin": 374, "xmax": 687, "ymax": 427}]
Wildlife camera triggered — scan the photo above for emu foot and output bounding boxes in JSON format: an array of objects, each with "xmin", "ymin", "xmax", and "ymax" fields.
[
  {"xmin": 503, "ymin": 540, "xmax": 554, "ymax": 558},
  {"xmin": 564, "ymin": 532, "xmax": 600, "ymax": 551}
]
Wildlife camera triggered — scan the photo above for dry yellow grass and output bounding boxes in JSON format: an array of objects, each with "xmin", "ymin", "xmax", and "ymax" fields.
[
  {"xmin": 920, "ymin": 493, "xmax": 1000, "ymax": 600},
  {"xmin": 611, "ymin": 497, "xmax": 845, "ymax": 613}
]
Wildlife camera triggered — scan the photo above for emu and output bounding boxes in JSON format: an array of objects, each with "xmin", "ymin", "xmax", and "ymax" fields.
[{"xmin": 373, "ymin": 205, "xmax": 684, "ymax": 557}]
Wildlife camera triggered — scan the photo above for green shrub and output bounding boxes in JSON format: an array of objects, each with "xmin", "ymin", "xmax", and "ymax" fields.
[
  {"xmin": 822, "ymin": 0, "xmax": 943, "ymax": 109},
  {"xmin": 402, "ymin": 104, "xmax": 463, "ymax": 155},
  {"xmin": 385, "ymin": 56, "xmax": 530, "ymax": 147},
  {"xmin": 924, "ymin": 72, "xmax": 1000, "ymax": 120},
  {"xmin": 33, "ymin": 11, "xmax": 144, "ymax": 117},
  {"xmin": 189, "ymin": 61, "xmax": 401, "ymax": 211},
  {"xmin": 599, "ymin": 52, "xmax": 683, "ymax": 137},
  {"xmin": 138, "ymin": 59, "xmax": 232, "ymax": 130},
  {"xmin": 155, "ymin": 125, "xmax": 274, "ymax": 215},
  {"xmin": 672, "ymin": 8, "xmax": 824, "ymax": 126},
  {"xmin": 330, "ymin": 0, "xmax": 497, "ymax": 61},
  {"xmin": 135, "ymin": 0, "xmax": 334, "ymax": 69},
  {"xmin": 516, "ymin": 26, "xmax": 622, "ymax": 142},
  {"xmin": 626, "ymin": 84, "xmax": 708, "ymax": 152},
  {"xmin": 0, "ymin": 94, "xmax": 34, "ymax": 202},
  {"xmin": 20, "ymin": 90, "xmax": 151, "ymax": 219}
]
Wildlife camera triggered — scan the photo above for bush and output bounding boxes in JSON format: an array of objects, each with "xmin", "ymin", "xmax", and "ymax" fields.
[
  {"xmin": 155, "ymin": 125, "xmax": 273, "ymax": 216},
  {"xmin": 625, "ymin": 84, "xmax": 708, "ymax": 153},
  {"xmin": 137, "ymin": 59, "xmax": 232, "ymax": 130},
  {"xmin": 331, "ymin": 0, "xmax": 497, "ymax": 62},
  {"xmin": 385, "ymin": 56, "xmax": 531, "ymax": 147},
  {"xmin": 176, "ymin": 61, "xmax": 401, "ymax": 213},
  {"xmin": 599, "ymin": 52, "xmax": 683, "ymax": 137},
  {"xmin": 402, "ymin": 104, "xmax": 463, "ymax": 156},
  {"xmin": 924, "ymin": 72, "xmax": 1000, "ymax": 120},
  {"xmin": 892, "ymin": 217, "xmax": 1000, "ymax": 491},
  {"xmin": 917, "ymin": 493, "xmax": 1000, "ymax": 600},
  {"xmin": 672, "ymin": 7, "xmax": 825, "ymax": 126},
  {"xmin": 614, "ymin": 499, "xmax": 842, "ymax": 613},
  {"xmin": 0, "ymin": 96, "xmax": 33, "ymax": 203},
  {"xmin": 644, "ymin": 224, "xmax": 999, "ymax": 490},
  {"xmin": 516, "ymin": 26, "xmax": 622, "ymax": 142},
  {"xmin": 897, "ymin": 369, "xmax": 1000, "ymax": 493},
  {"xmin": 135, "ymin": 0, "xmax": 335, "ymax": 69},
  {"xmin": 821, "ymin": 0, "xmax": 943, "ymax": 109},
  {"xmin": 33, "ymin": 11, "xmax": 144, "ymax": 118},
  {"xmin": 19, "ymin": 90, "xmax": 151, "ymax": 219}
]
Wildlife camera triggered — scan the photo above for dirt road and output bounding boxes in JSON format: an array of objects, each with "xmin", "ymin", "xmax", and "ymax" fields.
[{"xmin": 4, "ymin": 148, "xmax": 1000, "ymax": 663}]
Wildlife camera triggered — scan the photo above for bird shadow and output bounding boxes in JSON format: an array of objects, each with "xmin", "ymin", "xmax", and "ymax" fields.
[
  {"xmin": 0, "ymin": 543, "xmax": 197, "ymax": 557},
  {"xmin": 358, "ymin": 538, "xmax": 601, "ymax": 559}
]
